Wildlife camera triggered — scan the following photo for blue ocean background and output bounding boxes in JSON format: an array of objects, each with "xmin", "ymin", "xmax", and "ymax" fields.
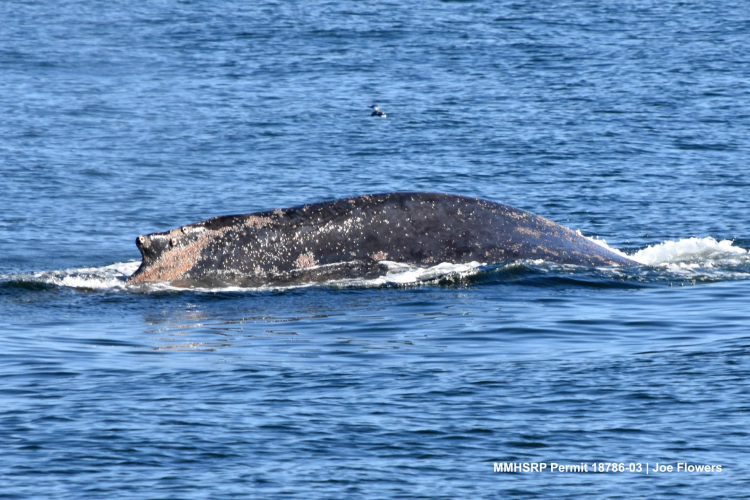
[{"xmin": 2, "ymin": 1, "xmax": 750, "ymax": 497}]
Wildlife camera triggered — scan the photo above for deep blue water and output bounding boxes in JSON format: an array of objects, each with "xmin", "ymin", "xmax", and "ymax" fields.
[{"xmin": 2, "ymin": 1, "xmax": 750, "ymax": 498}]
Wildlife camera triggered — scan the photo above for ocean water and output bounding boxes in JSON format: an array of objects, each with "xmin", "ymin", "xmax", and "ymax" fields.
[{"xmin": 2, "ymin": 1, "xmax": 750, "ymax": 498}]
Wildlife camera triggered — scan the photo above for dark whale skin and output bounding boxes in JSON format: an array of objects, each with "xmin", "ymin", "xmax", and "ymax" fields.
[{"xmin": 127, "ymin": 192, "xmax": 637, "ymax": 286}]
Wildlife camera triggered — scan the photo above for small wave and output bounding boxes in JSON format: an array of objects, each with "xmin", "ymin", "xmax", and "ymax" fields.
[
  {"xmin": 1, "ymin": 260, "xmax": 486, "ymax": 293},
  {"xmin": 585, "ymin": 234, "xmax": 634, "ymax": 261},
  {"xmin": 587, "ymin": 236, "xmax": 750, "ymax": 282},
  {"xmin": 2, "ymin": 261, "xmax": 140, "ymax": 291},
  {"xmin": 3, "ymin": 237, "xmax": 750, "ymax": 292},
  {"xmin": 588, "ymin": 235, "xmax": 748, "ymax": 266},
  {"xmin": 631, "ymin": 237, "xmax": 747, "ymax": 266},
  {"xmin": 328, "ymin": 261, "xmax": 484, "ymax": 288}
]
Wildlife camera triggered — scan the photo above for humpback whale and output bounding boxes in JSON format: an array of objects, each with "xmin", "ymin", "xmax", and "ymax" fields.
[{"xmin": 127, "ymin": 192, "xmax": 637, "ymax": 286}]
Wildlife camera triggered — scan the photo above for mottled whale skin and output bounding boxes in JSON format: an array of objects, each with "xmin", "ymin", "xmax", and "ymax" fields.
[{"xmin": 127, "ymin": 192, "xmax": 636, "ymax": 286}]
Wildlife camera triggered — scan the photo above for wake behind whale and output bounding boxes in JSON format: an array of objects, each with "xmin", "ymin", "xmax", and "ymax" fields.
[{"xmin": 126, "ymin": 193, "xmax": 637, "ymax": 287}]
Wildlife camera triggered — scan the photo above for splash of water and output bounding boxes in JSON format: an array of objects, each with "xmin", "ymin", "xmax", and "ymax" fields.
[{"xmin": 588, "ymin": 236, "xmax": 748, "ymax": 266}]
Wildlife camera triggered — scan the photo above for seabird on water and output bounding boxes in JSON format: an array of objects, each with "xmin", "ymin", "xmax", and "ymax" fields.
[{"xmin": 369, "ymin": 105, "xmax": 386, "ymax": 117}]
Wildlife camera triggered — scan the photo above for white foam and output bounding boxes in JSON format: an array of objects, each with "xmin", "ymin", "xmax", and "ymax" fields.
[
  {"xmin": 586, "ymin": 235, "xmax": 748, "ymax": 267},
  {"xmin": 631, "ymin": 237, "xmax": 747, "ymax": 266},
  {"xmin": 585, "ymin": 235, "xmax": 635, "ymax": 261},
  {"xmin": 333, "ymin": 261, "xmax": 484, "ymax": 287},
  {"xmin": 18, "ymin": 261, "xmax": 140, "ymax": 290}
]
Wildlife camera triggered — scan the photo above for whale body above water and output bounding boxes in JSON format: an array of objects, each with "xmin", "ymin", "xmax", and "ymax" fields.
[{"xmin": 127, "ymin": 192, "xmax": 637, "ymax": 286}]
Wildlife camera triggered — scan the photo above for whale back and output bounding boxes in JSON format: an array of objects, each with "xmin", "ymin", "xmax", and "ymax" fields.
[{"xmin": 127, "ymin": 192, "xmax": 636, "ymax": 285}]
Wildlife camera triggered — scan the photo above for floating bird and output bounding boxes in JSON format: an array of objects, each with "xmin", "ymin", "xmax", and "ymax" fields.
[{"xmin": 369, "ymin": 105, "xmax": 386, "ymax": 117}]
